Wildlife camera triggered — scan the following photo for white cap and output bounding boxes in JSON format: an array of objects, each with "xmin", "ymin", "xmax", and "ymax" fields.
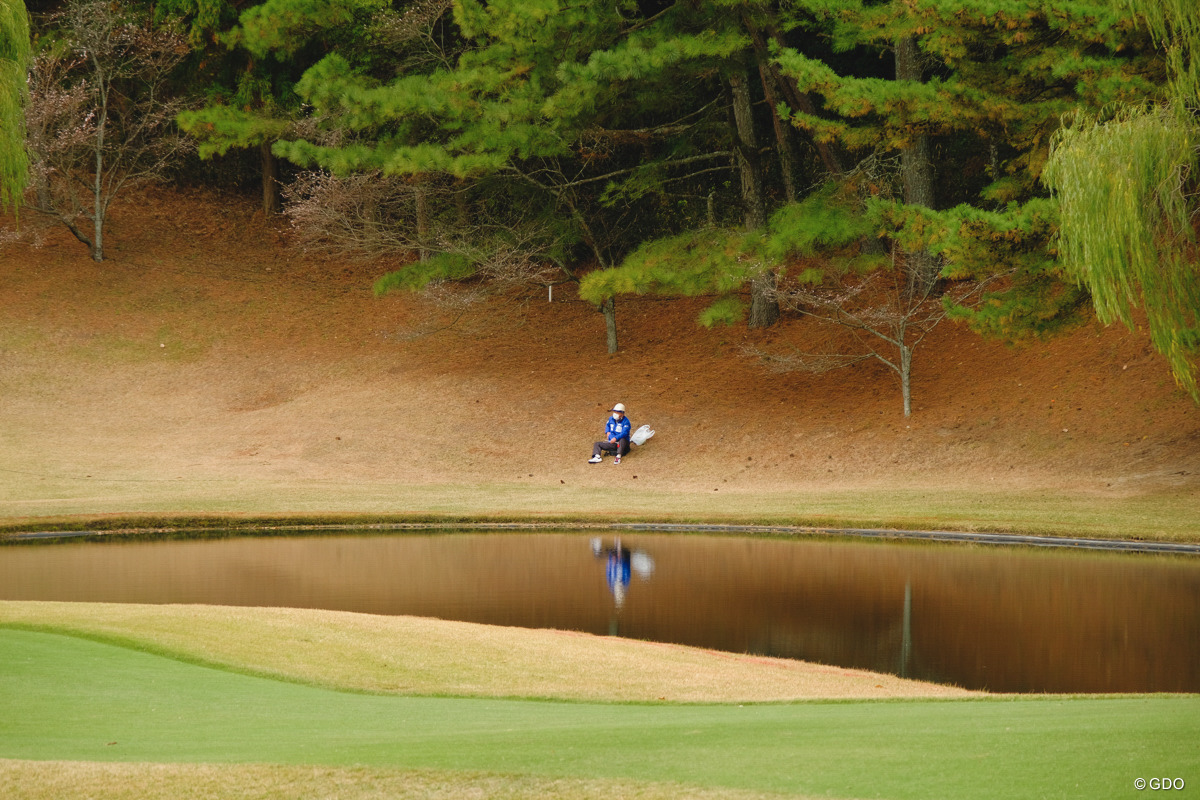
[{"xmin": 610, "ymin": 403, "xmax": 626, "ymax": 413}]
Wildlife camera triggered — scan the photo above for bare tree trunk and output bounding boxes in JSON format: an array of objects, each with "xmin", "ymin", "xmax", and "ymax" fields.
[
  {"xmin": 899, "ymin": 340, "xmax": 913, "ymax": 417},
  {"xmin": 560, "ymin": 194, "xmax": 620, "ymax": 353},
  {"xmin": 895, "ymin": 36, "xmax": 938, "ymax": 295},
  {"xmin": 454, "ymin": 180, "xmax": 469, "ymax": 228},
  {"xmin": 415, "ymin": 179, "xmax": 430, "ymax": 262},
  {"xmin": 895, "ymin": 38, "xmax": 934, "ymax": 210},
  {"xmin": 730, "ymin": 70, "xmax": 779, "ymax": 329},
  {"xmin": 749, "ymin": 272, "xmax": 780, "ymax": 329},
  {"xmin": 92, "ymin": 134, "xmax": 103, "ymax": 261},
  {"xmin": 261, "ymin": 142, "xmax": 280, "ymax": 215},
  {"xmin": 603, "ymin": 296, "xmax": 617, "ymax": 354},
  {"xmin": 91, "ymin": 57, "xmax": 105, "ymax": 262}
]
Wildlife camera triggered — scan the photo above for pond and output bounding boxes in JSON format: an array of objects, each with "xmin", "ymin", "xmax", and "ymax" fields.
[{"xmin": 2, "ymin": 530, "xmax": 1197, "ymax": 693}]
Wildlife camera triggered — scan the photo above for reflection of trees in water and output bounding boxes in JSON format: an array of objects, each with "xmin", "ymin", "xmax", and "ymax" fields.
[
  {"xmin": 2, "ymin": 532, "xmax": 1196, "ymax": 692},
  {"xmin": 623, "ymin": 541, "xmax": 1200, "ymax": 693}
]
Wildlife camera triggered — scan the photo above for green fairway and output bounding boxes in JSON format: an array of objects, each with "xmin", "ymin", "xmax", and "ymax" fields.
[{"xmin": 2, "ymin": 629, "xmax": 1195, "ymax": 799}]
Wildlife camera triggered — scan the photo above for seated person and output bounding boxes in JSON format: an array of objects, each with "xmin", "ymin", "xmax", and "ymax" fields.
[{"xmin": 589, "ymin": 403, "xmax": 631, "ymax": 464}]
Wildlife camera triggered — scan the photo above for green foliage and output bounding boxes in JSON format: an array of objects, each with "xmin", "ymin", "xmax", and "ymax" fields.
[
  {"xmin": 697, "ymin": 295, "xmax": 747, "ymax": 327},
  {"xmin": 178, "ymin": 105, "xmax": 291, "ymax": 155},
  {"xmin": 174, "ymin": 0, "xmax": 412, "ymax": 182},
  {"xmin": 579, "ymin": 228, "xmax": 759, "ymax": 304},
  {"xmin": 768, "ymin": 0, "xmax": 1166, "ymax": 343},
  {"xmin": 227, "ymin": 0, "xmax": 387, "ymax": 58},
  {"xmin": 373, "ymin": 253, "xmax": 475, "ymax": 295},
  {"xmin": 1032, "ymin": 1, "xmax": 1200, "ymax": 400},
  {"xmin": 1125, "ymin": 0, "xmax": 1200, "ymax": 108},
  {"xmin": 945, "ymin": 271, "xmax": 1090, "ymax": 340},
  {"xmin": 763, "ymin": 183, "xmax": 878, "ymax": 261},
  {"xmin": 1044, "ymin": 105, "xmax": 1200, "ymax": 398},
  {"xmin": 0, "ymin": 0, "xmax": 29, "ymax": 213},
  {"xmin": 152, "ymin": 0, "xmax": 239, "ymax": 47}
]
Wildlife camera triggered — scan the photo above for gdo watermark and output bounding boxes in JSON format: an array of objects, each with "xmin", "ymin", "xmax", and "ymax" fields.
[{"xmin": 1135, "ymin": 778, "xmax": 1186, "ymax": 791}]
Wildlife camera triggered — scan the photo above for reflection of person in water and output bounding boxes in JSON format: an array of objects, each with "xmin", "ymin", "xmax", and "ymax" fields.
[
  {"xmin": 606, "ymin": 543, "xmax": 632, "ymax": 607},
  {"xmin": 591, "ymin": 537, "xmax": 654, "ymax": 609}
]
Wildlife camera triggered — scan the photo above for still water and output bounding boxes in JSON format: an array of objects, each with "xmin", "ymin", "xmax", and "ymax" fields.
[{"xmin": 2, "ymin": 531, "xmax": 1197, "ymax": 693}]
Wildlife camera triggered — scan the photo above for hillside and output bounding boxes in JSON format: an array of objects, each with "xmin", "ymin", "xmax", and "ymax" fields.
[{"xmin": 1, "ymin": 187, "xmax": 1197, "ymax": 525}]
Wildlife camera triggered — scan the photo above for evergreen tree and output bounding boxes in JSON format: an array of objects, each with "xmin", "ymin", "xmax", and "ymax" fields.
[
  {"xmin": 160, "ymin": 0, "xmax": 291, "ymax": 213},
  {"xmin": 0, "ymin": 0, "xmax": 29, "ymax": 213},
  {"xmin": 174, "ymin": 0, "xmax": 437, "ymax": 213},
  {"xmin": 275, "ymin": 0, "xmax": 760, "ymax": 351},
  {"xmin": 772, "ymin": 0, "xmax": 1164, "ymax": 337},
  {"xmin": 585, "ymin": 0, "xmax": 1163, "ymax": 412}
]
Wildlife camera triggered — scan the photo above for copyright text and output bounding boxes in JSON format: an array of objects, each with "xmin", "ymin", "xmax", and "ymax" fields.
[{"xmin": 1135, "ymin": 778, "xmax": 1186, "ymax": 791}]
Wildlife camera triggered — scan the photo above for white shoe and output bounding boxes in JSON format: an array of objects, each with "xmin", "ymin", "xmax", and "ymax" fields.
[{"xmin": 588, "ymin": 455, "xmax": 602, "ymax": 463}]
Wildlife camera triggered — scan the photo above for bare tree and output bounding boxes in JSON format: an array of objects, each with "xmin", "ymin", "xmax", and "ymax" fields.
[
  {"xmin": 286, "ymin": 169, "xmax": 562, "ymax": 285},
  {"xmin": 21, "ymin": 0, "xmax": 190, "ymax": 261},
  {"xmin": 284, "ymin": 170, "xmax": 425, "ymax": 259},
  {"xmin": 285, "ymin": 168, "xmax": 575, "ymax": 333},
  {"xmin": 752, "ymin": 246, "xmax": 997, "ymax": 417}
]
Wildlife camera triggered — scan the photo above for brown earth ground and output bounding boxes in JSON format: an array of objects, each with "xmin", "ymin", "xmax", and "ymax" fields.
[{"xmin": 0, "ymin": 186, "xmax": 1197, "ymax": 526}]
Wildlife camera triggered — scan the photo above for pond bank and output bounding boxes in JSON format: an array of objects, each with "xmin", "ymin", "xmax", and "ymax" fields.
[{"xmin": 5, "ymin": 519, "xmax": 1200, "ymax": 554}]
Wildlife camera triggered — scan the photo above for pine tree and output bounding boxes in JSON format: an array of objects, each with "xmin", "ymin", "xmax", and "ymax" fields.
[
  {"xmin": 274, "ymin": 0, "xmax": 763, "ymax": 351},
  {"xmin": 772, "ymin": 0, "xmax": 1164, "ymax": 337},
  {"xmin": 174, "ymin": 0, "xmax": 422, "ymax": 213},
  {"xmin": 583, "ymin": 0, "xmax": 1164, "ymax": 412}
]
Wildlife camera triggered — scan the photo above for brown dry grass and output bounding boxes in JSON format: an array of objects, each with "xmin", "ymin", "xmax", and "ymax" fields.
[
  {"xmin": 0, "ymin": 186, "xmax": 1197, "ymax": 537},
  {"xmin": 0, "ymin": 601, "xmax": 977, "ymax": 701},
  {"xmin": 0, "ymin": 760, "xmax": 810, "ymax": 800}
]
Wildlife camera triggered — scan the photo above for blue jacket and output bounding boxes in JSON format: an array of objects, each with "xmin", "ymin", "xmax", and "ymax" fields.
[{"xmin": 605, "ymin": 414, "xmax": 632, "ymax": 443}]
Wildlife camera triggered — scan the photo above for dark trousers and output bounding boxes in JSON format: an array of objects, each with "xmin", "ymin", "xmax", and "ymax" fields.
[{"xmin": 593, "ymin": 439, "xmax": 629, "ymax": 457}]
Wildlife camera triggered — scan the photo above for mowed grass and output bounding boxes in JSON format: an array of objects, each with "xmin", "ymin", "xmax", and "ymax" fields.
[
  {"xmin": 2, "ymin": 482, "xmax": 1199, "ymax": 542},
  {"xmin": 0, "ymin": 761, "xmax": 792, "ymax": 800},
  {"xmin": 2, "ymin": 605, "xmax": 1197, "ymax": 799},
  {"xmin": 0, "ymin": 602, "xmax": 972, "ymax": 702}
]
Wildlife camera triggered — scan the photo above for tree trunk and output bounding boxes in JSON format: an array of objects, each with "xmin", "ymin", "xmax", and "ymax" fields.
[
  {"xmin": 261, "ymin": 141, "xmax": 280, "ymax": 215},
  {"xmin": 561, "ymin": 194, "xmax": 621, "ymax": 353},
  {"xmin": 415, "ymin": 179, "xmax": 430, "ymax": 262},
  {"xmin": 764, "ymin": 26, "xmax": 847, "ymax": 176},
  {"xmin": 454, "ymin": 179, "xmax": 469, "ymax": 228},
  {"xmin": 749, "ymin": 271, "xmax": 780, "ymax": 329},
  {"xmin": 757, "ymin": 58, "xmax": 798, "ymax": 203},
  {"xmin": 729, "ymin": 71, "xmax": 766, "ymax": 230},
  {"xmin": 603, "ymin": 297, "xmax": 618, "ymax": 354},
  {"xmin": 92, "ymin": 76, "xmax": 105, "ymax": 262},
  {"xmin": 730, "ymin": 70, "xmax": 779, "ymax": 329},
  {"xmin": 900, "ymin": 341, "xmax": 913, "ymax": 417},
  {"xmin": 895, "ymin": 36, "xmax": 938, "ymax": 295}
]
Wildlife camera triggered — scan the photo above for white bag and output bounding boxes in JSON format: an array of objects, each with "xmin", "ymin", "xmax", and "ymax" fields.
[{"xmin": 631, "ymin": 424, "xmax": 655, "ymax": 446}]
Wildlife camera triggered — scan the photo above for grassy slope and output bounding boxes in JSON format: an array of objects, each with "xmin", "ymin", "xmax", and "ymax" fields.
[
  {"xmin": 0, "ymin": 188, "xmax": 1198, "ymax": 540},
  {"xmin": 0, "ymin": 602, "xmax": 974, "ymax": 702},
  {"xmin": 1, "ymin": 619, "xmax": 1196, "ymax": 800}
]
